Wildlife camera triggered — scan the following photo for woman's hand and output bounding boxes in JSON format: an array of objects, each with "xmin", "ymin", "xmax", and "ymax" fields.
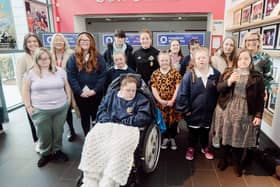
[
  {"xmin": 27, "ymin": 106, "xmax": 34, "ymax": 115},
  {"xmin": 252, "ymin": 117, "xmax": 261, "ymax": 126},
  {"xmin": 166, "ymin": 99, "xmax": 175, "ymax": 107},
  {"xmin": 227, "ymin": 72, "xmax": 240, "ymax": 86},
  {"xmin": 159, "ymin": 99, "xmax": 168, "ymax": 107},
  {"xmin": 87, "ymin": 90, "xmax": 96, "ymax": 97},
  {"xmin": 80, "ymin": 92, "xmax": 89, "ymax": 98}
]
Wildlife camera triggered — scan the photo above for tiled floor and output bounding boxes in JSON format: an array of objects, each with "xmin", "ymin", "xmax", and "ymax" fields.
[{"xmin": 0, "ymin": 107, "xmax": 280, "ymax": 187}]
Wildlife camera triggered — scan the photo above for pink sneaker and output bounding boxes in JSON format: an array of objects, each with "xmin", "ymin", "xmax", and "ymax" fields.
[
  {"xmin": 201, "ymin": 147, "xmax": 214, "ymax": 160},
  {"xmin": 185, "ymin": 147, "xmax": 195, "ymax": 160}
]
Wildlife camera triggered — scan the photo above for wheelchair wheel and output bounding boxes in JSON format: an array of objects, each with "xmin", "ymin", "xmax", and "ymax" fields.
[{"xmin": 142, "ymin": 124, "xmax": 161, "ymax": 173}]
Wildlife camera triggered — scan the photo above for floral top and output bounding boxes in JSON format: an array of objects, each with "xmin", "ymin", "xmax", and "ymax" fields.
[{"xmin": 252, "ymin": 52, "xmax": 273, "ymax": 90}]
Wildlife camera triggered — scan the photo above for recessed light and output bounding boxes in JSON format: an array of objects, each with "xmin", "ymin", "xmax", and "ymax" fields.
[
  {"xmin": 141, "ymin": 17, "xmax": 146, "ymax": 20},
  {"xmin": 105, "ymin": 18, "xmax": 112, "ymax": 21},
  {"xmin": 178, "ymin": 17, "xmax": 182, "ymax": 20}
]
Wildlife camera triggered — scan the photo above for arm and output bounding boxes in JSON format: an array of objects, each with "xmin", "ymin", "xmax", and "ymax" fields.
[
  {"xmin": 121, "ymin": 95, "xmax": 152, "ymax": 127},
  {"xmin": 167, "ymin": 71, "xmax": 182, "ymax": 106},
  {"xmin": 66, "ymin": 55, "xmax": 83, "ymax": 96},
  {"xmin": 16, "ymin": 56, "xmax": 27, "ymax": 93},
  {"xmin": 21, "ymin": 75, "xmax": 33, "ymax": 115},
  {"xmin": 96, "ymin": 91, "xmax": 113, "ymax": 123},
  {"xmin": 151, "ymin": 87, "xmax": 168, "ymax": 107},
  {"xmin": 263, "ymin": 54, "xmax": 273, "ymax": 91},
  {"xmin": 176, "ymin": 73, "xmax": 191, "ymax": 114},
  {"xmin": 167, "ymin": 83, "xmax": 180, "ymax": 107},
  {"xmin": 92, "ymin": 55, "xmax": 107, "ymax": 95}
]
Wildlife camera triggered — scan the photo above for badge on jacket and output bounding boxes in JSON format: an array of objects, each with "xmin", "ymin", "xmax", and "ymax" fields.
[
  {"xmin": 149, "ymin": 56, "xmax": 154, "ymax": 67},
  {"xmin": 126, "ymin": 107, "xmax": 133, "ymax": 114}
]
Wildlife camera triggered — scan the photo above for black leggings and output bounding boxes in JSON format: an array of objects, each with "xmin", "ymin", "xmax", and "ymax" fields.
[
  {"xmin": 75, "ymin": 95, "xmax": 101, "ymax": 136},
  {"xmin": 188, "ymin": 127, "xmax": 209, "ymax": 149},
  {"xmin": 162, "ymin": 123, "xmax": 177, "ymax": 139},
  {"xmin": 65, "ymin": 106, "xmax": 75, "ymax": 135},
  {"xmin": 26, "ymin": 109, "xmax": 38, "ymax": 142}
]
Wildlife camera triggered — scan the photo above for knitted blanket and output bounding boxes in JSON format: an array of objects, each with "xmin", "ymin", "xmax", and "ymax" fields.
[{"xmin": 78, "ymin": 122, "xmax": 140, "ymax": 186}]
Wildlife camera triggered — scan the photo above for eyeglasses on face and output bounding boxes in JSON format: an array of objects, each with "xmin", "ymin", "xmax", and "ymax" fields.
[{"xmin": 80, "ymin": 39, "xmax": 90, "ymax": 43}]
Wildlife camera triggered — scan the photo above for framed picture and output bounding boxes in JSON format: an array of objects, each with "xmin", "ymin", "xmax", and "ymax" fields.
[
  {"xmin": 251, "ymin": 0, "xmax": 264, "ymax": 22},
  {"xmin": 25, "ymin": 0, "xmax": 49, "ymax": 33},
  {"xmin": 262, "ymin": 25, "xmax": 277, "ymax": 49},
  {"xmin": 241, "ymin": 5, "xmax": 251, "ymax": 24},
  {"xmin": 264, "ymin": 0, "xmax": 279, "ymax": 17},
  {"xmin": 0, "ymin": 0, "xmax": 17, "ymax": 49},
  {"xmin": 276, "ymin": 27, "xmax": 280, "ymax": 49},
  {"xmin": 268, "ymin": 66, "xmax": 279, "ymax": 113},
  {"xmin": 250, "ymin": 27, "xmax": 261, "ymax": 34},
  {"xmin": 233, "ymin": 10, "xmax": 241, "ymax": 25},
  {"xmin": 232, "ymin": 32, "xmax": 240, "ymax": 46},
  {"xmin": 239, "ymin": 30, "xmax": 248, "ymax": 47}
]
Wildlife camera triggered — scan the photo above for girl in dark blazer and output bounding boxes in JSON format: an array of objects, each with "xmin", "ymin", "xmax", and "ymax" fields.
[
  {"xmin": 66, "ymin": 32, "xmax": 106, "ymax": 136},
  {"xmin": 176, "ymin": 47, "xmax": 220, "ymax": 161}
]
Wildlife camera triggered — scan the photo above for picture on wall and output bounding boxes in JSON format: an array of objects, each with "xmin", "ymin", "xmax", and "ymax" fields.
[
  {"xmin": 250, "ymin": 27, "xmax": 261, "ymax": 34},
  {"xmin": 251, "ymin": 0, "xmax": 264, "ymax": 21},
  {"xmin": 0, "ymin": 0, "xmax": 17, "ymax": 49},
  {"xmin": 232, "ymin": 32, "xmax": 240, "ymax": 46},
  {"xmin": 233, "ymin": 10, "xmax": 241, "ymax": 25},
  {"xmin": 277, "ymin": 27, "xmax": 280, "ymax": 49},
  {"xmin": 262, "ymin": 25, "xmax": 277, "ymax": 49},
  {"xmin": 239, "ymin": 30, "xmax": 248, "ymax": 47},
  {"xmin": 241, "ymin": 5, "xmax": 251, "ymax": 24},
  {"xmin": 268, "ymin": 67, "xmax": 279, "ymax": 113},
  {"xmin": 25, "ymin": 0, "xmax": 49, "ymax": 33},
  {"xmin": 264, "ymin": 0, "xmax": 280, "ymax": 17}
]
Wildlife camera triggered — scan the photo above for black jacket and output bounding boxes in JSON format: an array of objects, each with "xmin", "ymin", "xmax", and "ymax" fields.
[
  {"xmin": 103, "ymin": 42, "xmax": 134, "ymax": 69},
  {"xmin": 176, "ymin": 68, "xmax": 220, "ymax": 127},
  {"xmin": 96, "ymin": 89, "xmax": 152, "ymax": 127},
  {"xmin": 132, "ymin": 46, "xmax": 159, "ymax": 84},
  {"xmin": 217, "ymin": 69, "xmax": 265, "ymax": 118}
]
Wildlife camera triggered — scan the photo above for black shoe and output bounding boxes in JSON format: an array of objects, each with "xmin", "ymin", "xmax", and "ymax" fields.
[
  {"xmin": 53, "ymin": 150, "xmax": 69, "ymax": 162},
  {"xmin": 67, "ymin": 133, "xmax": 77, "ymax": 142},
  {"xmin": 217, "ymin": 159, "xmax": 228, "ymax": 171},
  {"xmin": 37, "ymin": 155, "xmax": 52, "ymax": 167},
  {"xmin": 234, "ymin": 165, "xmax": 243, "ymax": 177}
]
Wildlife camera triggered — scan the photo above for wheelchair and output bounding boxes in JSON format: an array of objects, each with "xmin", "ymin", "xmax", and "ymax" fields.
[{"xmin": 77, "ymin": 73, "xmax": 161, "ymax": 186}]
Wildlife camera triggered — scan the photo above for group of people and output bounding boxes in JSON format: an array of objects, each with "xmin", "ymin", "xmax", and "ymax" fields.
[{"xmin": 14, "ymin": 28, "xmax": 273, "ymax": 185}]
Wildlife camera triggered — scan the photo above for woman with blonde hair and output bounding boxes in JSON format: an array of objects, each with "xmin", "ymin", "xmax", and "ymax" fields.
[
  {"xmin": 242, "ymin": 31, "xmax": 273, "ymax": 96},
  {"xmin": 22, "ymin": 48, "xmax": 71, "ymax": 167},
  {"xmin": 66, "ymin": 32, "xmax": 106, "ymax": 136},
  {"xmin": 50, "ymin": 33, "xmax": 78, "ymax": 141}
]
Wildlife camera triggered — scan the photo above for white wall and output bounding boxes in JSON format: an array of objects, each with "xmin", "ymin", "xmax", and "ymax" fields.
[
  {"xmin": 10, "ymin": 0, "xmax": 29, "ymax": 50},
  {"xmin": 261, "ymin": 57, "xmax": 280, "ymax": 147}
]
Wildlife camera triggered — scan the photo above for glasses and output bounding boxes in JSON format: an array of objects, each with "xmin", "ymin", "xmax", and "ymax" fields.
[
  {"xmin": 246, "ymin": 38, "xmax": 259, "ymax": 42},
  {"xmin": 80, "ymin": 39, "xmax": 90, "ymax": 43}
]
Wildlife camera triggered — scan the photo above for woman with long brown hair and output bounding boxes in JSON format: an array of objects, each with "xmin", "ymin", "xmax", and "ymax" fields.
[
  {"xmin": 66, "ymin": 32, "xmax": 106, "ymax": 136},
  {"xmin": 16, "ymin": 33, "xmax": 43, "ymax": 152}
]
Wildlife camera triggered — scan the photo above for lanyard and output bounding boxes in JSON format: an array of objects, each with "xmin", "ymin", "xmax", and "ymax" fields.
[{"xmin": 55, "ymin": 51, "xmax": 64, "ymax": 67}]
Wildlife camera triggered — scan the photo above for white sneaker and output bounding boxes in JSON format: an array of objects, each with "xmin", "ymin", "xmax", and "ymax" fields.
[
  {"xmin": 35, "ymin": 142, "xmax": 40, "ymax": 153},
  {"xmin": 170, "ymin": 138, "xmax": 177, "ymax": 150},
  {"xmin": 161, "ymin": 138, "xmax": 169, "ymax": 149}
]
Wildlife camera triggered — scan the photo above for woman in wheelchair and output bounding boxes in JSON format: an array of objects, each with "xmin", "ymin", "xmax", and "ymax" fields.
[{"xmin": 78, "ymin": 75, "xmax": 152, "ymax": 187}]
